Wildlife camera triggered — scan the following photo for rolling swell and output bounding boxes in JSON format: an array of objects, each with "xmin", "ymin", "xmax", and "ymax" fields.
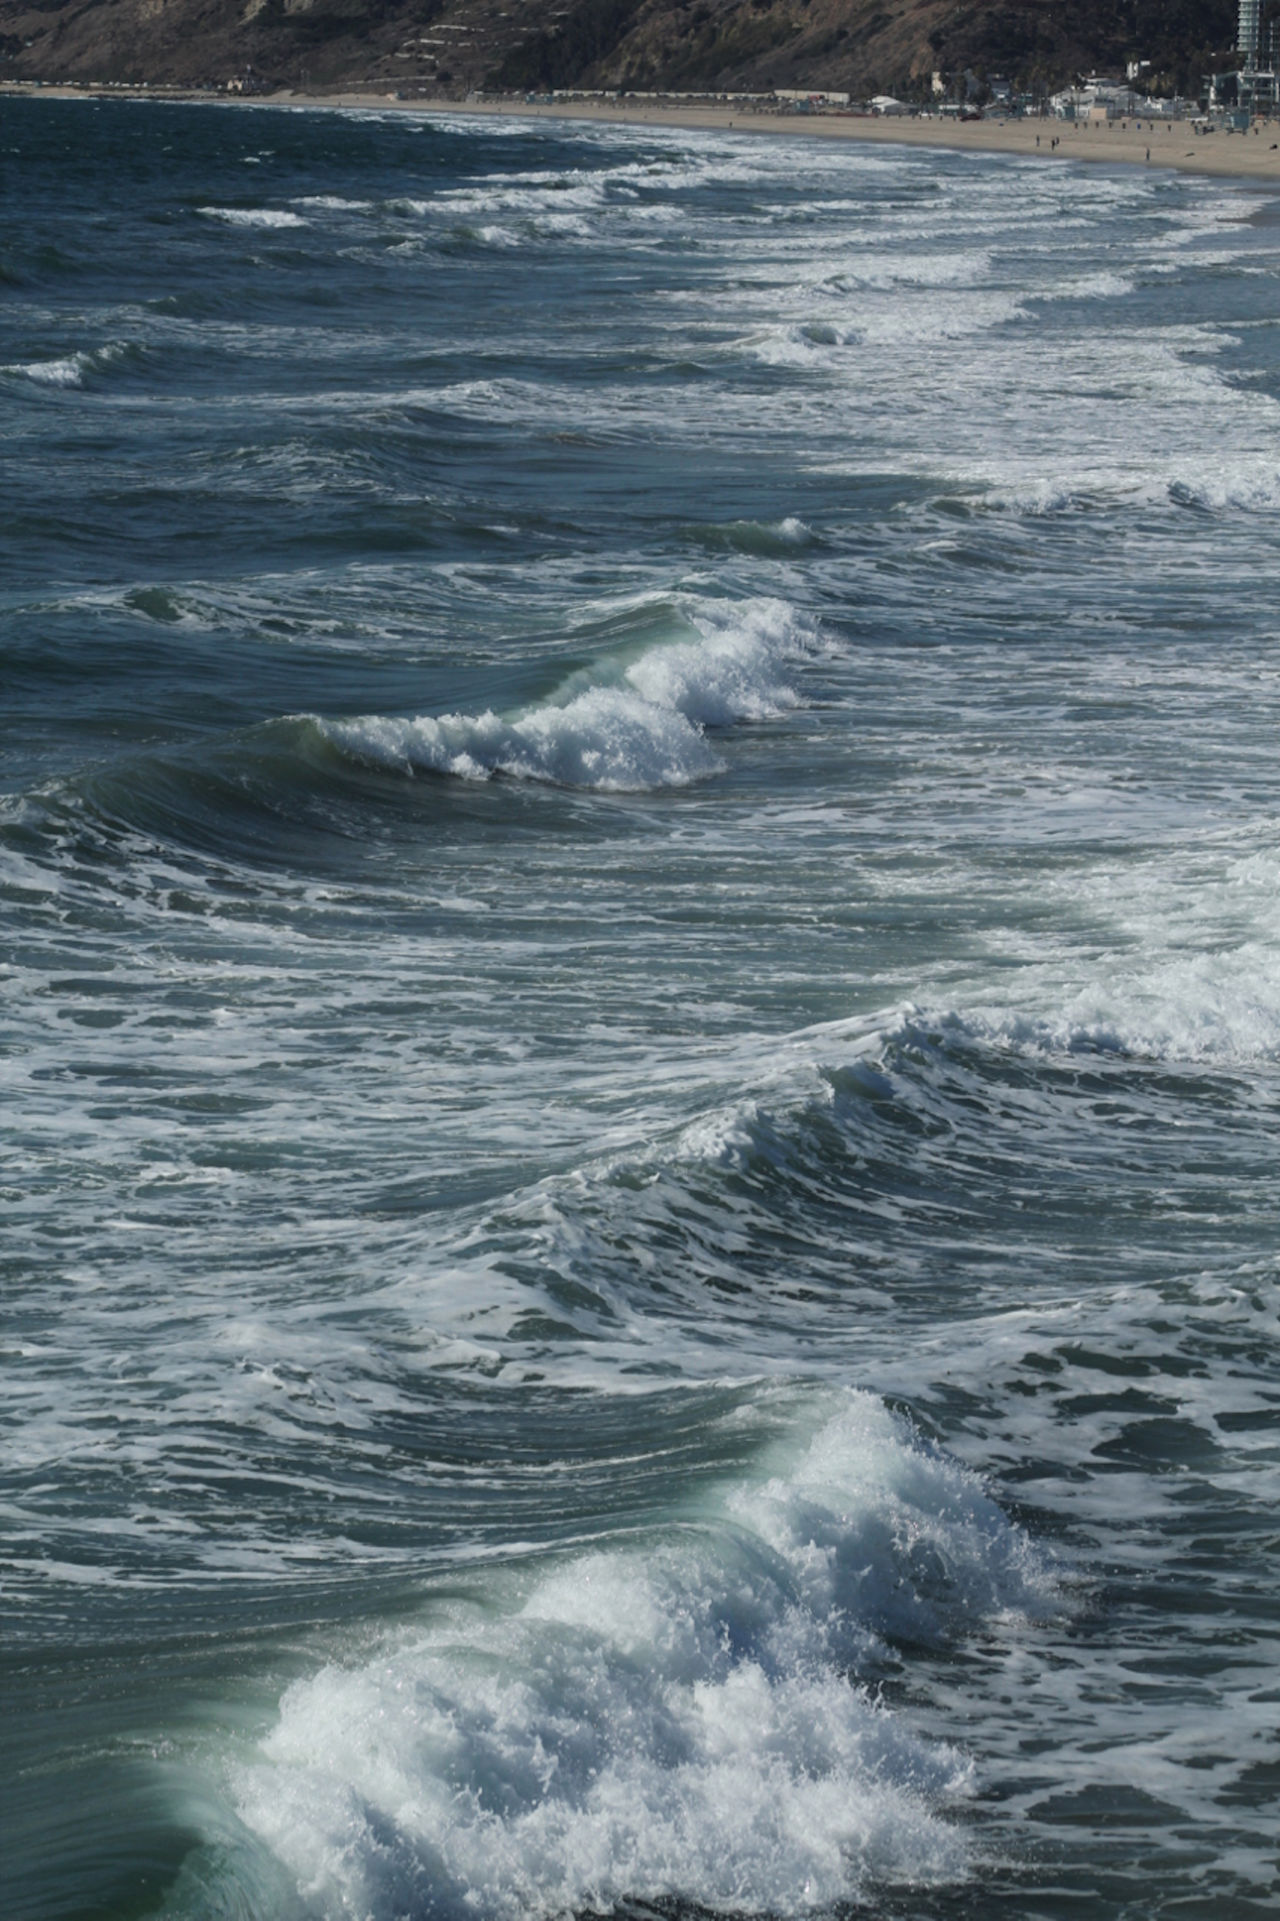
[
  {"xmin": 9, "ymin": 1002, "xmax": 1229, "ymax": 1619},
  {"xmin": 1, "ymin": 592, "xmax": 817, "ymax": 895},
  {"xmin": 322, "ymin": 595, "xmax": 814, "ymax": 791},
  {"xmin": 1, "ymin": 720, "xmax": 394, "ymax": 884},
  {"xmin": 0, "ymin": 339, "xmax": 148, "ymax": 391},
  {"xmin": 446, "ymin": 1009, "xmax": 1280, "ymax": 1377}
]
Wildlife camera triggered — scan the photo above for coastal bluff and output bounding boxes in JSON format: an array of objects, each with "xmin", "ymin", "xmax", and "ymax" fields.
[{"xmin": 0, "ymin": 0, "xmax": 1236, "ymax": 107}]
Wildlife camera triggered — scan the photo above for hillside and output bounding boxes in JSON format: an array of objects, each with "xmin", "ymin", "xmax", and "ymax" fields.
[{"xmin": 0, "ymin": 0, "xmax": 1238, "ymax": 106}]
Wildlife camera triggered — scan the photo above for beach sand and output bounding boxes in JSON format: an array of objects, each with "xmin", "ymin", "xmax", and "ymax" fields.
[
  {"xmin": 411, "ymin": 95, "xmax": 1280, "ymax": 183},
  {"xmin": 8, "ymin": 80, "xmax": 1280, "ymax": 182}
]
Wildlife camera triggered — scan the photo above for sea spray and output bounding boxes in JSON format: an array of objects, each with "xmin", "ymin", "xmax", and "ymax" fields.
[
  {"xmin": 235, "ymin": 1394, "xmax": 1052, "ymax": 1918},
  {"xmin": 321, "ymin": 596, "xmax": 814, "ymax": 790}
]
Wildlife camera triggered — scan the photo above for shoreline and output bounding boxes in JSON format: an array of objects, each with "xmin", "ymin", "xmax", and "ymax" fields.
[
  {"xmin": 416, "ymin": 94, "xmax": 1280, "ymax": 183},
  {"xmin": 8, "ymin": 79, "xmax": 1280, "ymax": 182}
]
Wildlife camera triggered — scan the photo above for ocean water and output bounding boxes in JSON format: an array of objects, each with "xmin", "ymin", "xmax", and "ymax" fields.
[{"xmin": 4, "ymin": 92, "xmax": 1280, "ymax": 1921}]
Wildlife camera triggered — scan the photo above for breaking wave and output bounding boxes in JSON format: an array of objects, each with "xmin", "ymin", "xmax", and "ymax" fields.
[
  {"xmin": 235, "ymin": 1392, "xmax": 1050, "ymax": 1920},
  {"xmin": 322, "ymin": 596, "xmax": 815, "ymax": 790},
  {"xmin": 196, "ymin": 205, "xmax": 309, "ymax": 228},
  {"xmin": 2, "ymin": 340, "xmax": 140, "ymax": 389}
]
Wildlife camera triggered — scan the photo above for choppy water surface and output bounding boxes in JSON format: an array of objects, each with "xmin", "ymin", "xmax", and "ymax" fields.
[{"xmin": 4, "ymin": 94, "xmax": 1280, "ymax": 1921}]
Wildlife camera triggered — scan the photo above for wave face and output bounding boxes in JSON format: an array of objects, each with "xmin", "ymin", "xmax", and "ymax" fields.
[
  {"xmin": 322, "ymin": 595, "xmax": 811, "ymax": 789},
  {"xmin": 235, "ymin": 1394, "xmax": 1047, "ymax": 1921},
  {"xmin": 6, "ymin": 93, "xmax": 1280, "ymax": 1921}
]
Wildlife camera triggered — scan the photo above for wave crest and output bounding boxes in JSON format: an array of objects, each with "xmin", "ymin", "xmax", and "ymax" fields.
[
  {"xmin": 196, "ymin": 205, "xmax": 309, "ymax": 229},
  {"xmin": 322, "ymin": 596, "xmax": 814, "ymax": 791},
  {"xmin": 236, "ymin": 1393, "xmax": 1048, "ymax": 1919},
  {"xmin": 2, "ymin": 340, "xmax": 139, "ymax": 389}
]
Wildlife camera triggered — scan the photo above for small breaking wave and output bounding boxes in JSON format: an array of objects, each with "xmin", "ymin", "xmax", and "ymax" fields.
[
  {"xmin": 940, "ymin": 447, "xmax": 1280, "ymax": 518},
  {"xmin": 739, "ymin": 287, "xmax": 1029, "ymax": 365},
  {"xmin": 291, "ymin": 195, "xmax": 374, "ymax": 213},
  {"xmin": 956, "ymin": 955, "xmax": 1280, "ymax": 1067},
  {"xmin": 2, "ymin": 340, "xmax": 139, "ymax": 389},
  {"xmin": 686, "ymin": 514, "xmax": 815, "ymax": 556},
  {"xmin": 322, "ymin": 595, "xmax": 815, "ymax": 791},
  {"xmin": 196, "ymin": 206, "xmax": 309, "ymax": 229}
]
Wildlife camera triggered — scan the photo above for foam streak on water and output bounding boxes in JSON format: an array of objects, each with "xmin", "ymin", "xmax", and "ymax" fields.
[{"xmin": 4, "ymin": 96, "xmax": 1280, "ymax": 1921}]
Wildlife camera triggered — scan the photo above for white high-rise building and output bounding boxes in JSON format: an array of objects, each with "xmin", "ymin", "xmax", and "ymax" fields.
[{"xmin": 1239, "ymin": 0, "xmax": 1262, "ymax": 65}]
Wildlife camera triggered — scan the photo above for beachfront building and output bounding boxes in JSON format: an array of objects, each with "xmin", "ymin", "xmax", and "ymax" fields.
[
  {"xmin": 1050, "ymin": 77, "xmax": 1137, "ymax": 119},
  {"xmin": 1230, "ymin": 0, "xmax": 1280, "ymax": 108},
  {"xmin": 1208, "ymin": 63, "xmax": 1280, "ymax": 111},
  {"xmin": 1242, "ymin": 66, "xmax": 1280, "ymax": 109},
  {"xmin": 774, "ymin": 89, "xmax": 851, "ymax": 109}
]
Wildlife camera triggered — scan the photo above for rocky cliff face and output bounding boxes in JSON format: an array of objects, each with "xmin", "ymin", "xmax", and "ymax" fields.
[{"xmin": 0, "ymin": 0, "xmax": 1235, "ymax": 103}]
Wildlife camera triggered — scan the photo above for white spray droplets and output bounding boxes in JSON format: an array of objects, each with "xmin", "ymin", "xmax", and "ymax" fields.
[
  {"xmin": 323, "ymin": 596, "xmax": 813, "ymax": 791},
  {"xmin": 235, "ymin": 1392, "xmax": 1051, "ymax": 1919}
]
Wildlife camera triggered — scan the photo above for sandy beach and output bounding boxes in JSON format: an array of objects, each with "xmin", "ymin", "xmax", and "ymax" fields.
[
  {"xmin": 8, "ymin": 78, "xmax": 1280, "ymax": 183},
  {"xmin": 414, "ymin": 94, "xmax": 1280, "ymax": 183}
]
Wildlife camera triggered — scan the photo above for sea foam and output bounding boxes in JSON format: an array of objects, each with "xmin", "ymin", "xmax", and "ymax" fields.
[
  {"xmin": 196, "ymin": 206, "xmax": 309, "ymax": 228},
  {"xmin": 236, "ymin": 1393, "xmax": 1047, "ymax": 1919},
  {"xmin": 322, "ymin": 596, "xmax": 812, "ymax": 791},
  {"xmin": 3, "ymin": 342, "xmax": 134, "ymax": 389}
]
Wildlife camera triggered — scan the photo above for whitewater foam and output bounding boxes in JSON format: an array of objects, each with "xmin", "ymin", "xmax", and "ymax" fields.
[
  {"xmin": 197, "ymin": 206, "xmax": 309, "ymax": 228},
  {"xmin": 236, "ymin": 1393, "xmax": 1048, "ymax": 1918},
  {"xmin": 322, "ymin": 596, "xmax": 813, "ymax": 790},
  {"xmin": 3, "ymin": 342, "xmax": 134, "ymax": 389},
  {"xmin": 292, "ymin": 195, "xmax": 375, "ymax": 213},
  {"xmin": 5, "ymin": 354, "xmax": 91, "ymax": 387}
]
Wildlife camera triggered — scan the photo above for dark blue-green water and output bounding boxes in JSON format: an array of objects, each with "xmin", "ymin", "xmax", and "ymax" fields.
[{"xmin": 4, "ymin": 92, "xmax": 1280, "ymax": 1921}]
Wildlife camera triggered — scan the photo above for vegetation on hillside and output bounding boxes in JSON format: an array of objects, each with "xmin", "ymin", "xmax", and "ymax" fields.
[{"xmin": 0, "ymin": 0, "xmax": 1242, "ymax": 102}]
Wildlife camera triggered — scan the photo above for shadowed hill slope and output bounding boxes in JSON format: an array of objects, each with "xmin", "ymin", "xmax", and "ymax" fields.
[{"xmin": 0, "ymin": 0, "xmax": 1237, "ymax": 103}]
